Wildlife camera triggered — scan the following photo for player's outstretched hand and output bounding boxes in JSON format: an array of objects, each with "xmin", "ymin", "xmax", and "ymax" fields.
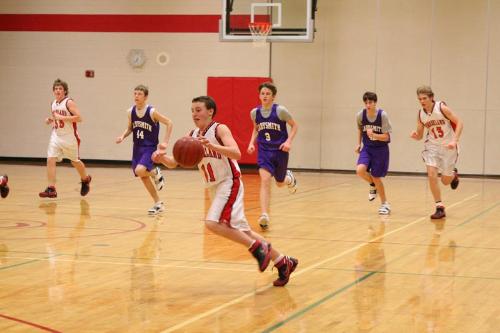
[
  {"xmin": 247, "ymin": 144, "xmax": 255, "ymax": 154},
  {"xmin": 410, "ymin": 131, "xmax": 419, "ymax": 140},
  {"xmin": 115, "ymin": 136, "xmax": 124, "ymax": 144}
]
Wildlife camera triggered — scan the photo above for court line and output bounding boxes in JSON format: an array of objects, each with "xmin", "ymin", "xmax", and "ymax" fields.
[
  {"xmin": 457, "ymin": 201, "xmax": 500, "ymax": 227},
  {"xmin": 261, "ymin": 198, "xmax": 499, "ymax": 332},
  {"xmin": 315, "ymin": 267, "xmax": 500, "ymax": 281},
  {"xmin": 0, "ymin": 313, "xmax": 61, "ymax": 333},
  {"xmin": 1, "ymin": 256, "xmax": 256, "ymax": 273},
  {"xmin": 159, "ymin": 193, "xmax": 478, "ymax": 333},
  {"xmin": 0, "ymin": 253, "xmax": 63, "ymax": 272}
]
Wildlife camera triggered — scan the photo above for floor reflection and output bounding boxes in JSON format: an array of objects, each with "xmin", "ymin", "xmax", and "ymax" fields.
[{"xmin": 353, "ymin": 220, "xmax": 387, "ymax": 332}]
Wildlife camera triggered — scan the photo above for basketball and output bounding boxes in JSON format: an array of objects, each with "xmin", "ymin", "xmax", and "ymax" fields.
[{"xmin": 173, "ymin": 136, "xmax": 204, "ymax": 168}]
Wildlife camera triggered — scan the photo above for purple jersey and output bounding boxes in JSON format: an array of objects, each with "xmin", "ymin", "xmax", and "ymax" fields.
[
  {"xmin": 256, "ymin": 104, "xmax": 288, "ymax": 151},
  {"xmin": 131, "ymin": 105, "xmax": 159, "ymax": 147},
  {"xmin": 361, "ymin": 109, "xmax": 389, "ymax": 148}
]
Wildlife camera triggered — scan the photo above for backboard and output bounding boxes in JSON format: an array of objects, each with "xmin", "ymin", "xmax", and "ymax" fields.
[{"xmin": 220, "ymin": 0, "xmax": 317, "ymax": 42}]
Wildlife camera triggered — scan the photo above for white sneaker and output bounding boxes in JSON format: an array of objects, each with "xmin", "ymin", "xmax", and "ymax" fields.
[
  {"xmin": 148, "ymin": 201, "xmax": 164, "ymax": 215},
  {"xmin": 258, "ymin": 213, "xmax": 270, "ymax": 230},
  {"xmin": 378, "ymin": 202, "xmax": 391, "ymax": 215},
  {"xmin": 368, "ymin": 185, "xmax": 377, "ymax": 201},
  {"xmin": 286, "ymin": 170, "xmax": 297, "ymax": 194},
  {"xmin": 152, "ymin": 166, "xmax": 164, "ymax": 191}
]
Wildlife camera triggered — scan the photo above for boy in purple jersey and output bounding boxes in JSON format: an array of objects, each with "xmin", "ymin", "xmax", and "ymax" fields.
[
  {"xmin": 247, "ymin": 82, "xmax": 298, "ymax": 229},
  {"xmin": 355, "ymin": 92, "xmax": 392, "ymax": 215},
  {"xmin": 0, "ymin": 175, "xmax": 9, "ymax": 198},
  {"xmin": 116, "ymin": 85, "xmax": 173, "ymax": 215}
]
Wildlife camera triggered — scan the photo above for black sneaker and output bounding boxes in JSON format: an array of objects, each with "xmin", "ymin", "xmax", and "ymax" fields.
[
  {"xmin": 80, "ymin": 175, "xmax": 92, "ymax": 196},
  {"xmin": 39, "ymin": 186, "xmax": 57, "ymax": 198},
  {"xmin": 249, "ymin": 240, "xmax": 271, "ymax": 272},
  {"xmin": 450, "ymin": 168, "xmax": 459, "ymax": 190},
  {"xmin": 431, "ymin": 206, "xmax": 446, "ymax": 219},
  {"xmin": 0, "ymin": 175, "xmax": 9, "ymax": 199},
  {"xmin": 273, "ymin": 256, "xmax": 298, "ymax": 287}
]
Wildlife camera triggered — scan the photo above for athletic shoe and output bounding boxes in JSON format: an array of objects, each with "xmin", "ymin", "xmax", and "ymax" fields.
[
  {"xmin": 368, "ymin": 185, "xmax": 377, "ymax": 201},
  {"xmin": 80, "ymin": 175, "xmax": 92, "ymax": 196},
  {"xmin": 152, "ymin": 167, "xmax": 164, "ymax": 191},
  {"xmin": 378, "ymin": 202, "xmax": 391, "ymax": 215},
  {"xmin": 39, "ymin": 186, "xmax": 57, "ymax": 198},
  {"xmin": 0, "ymin": 175, "xmax": 9, "ymax": 199},
  {"xmin": 258, "ymin": 213, "xmax": 270, "ymax": 230},
  {"xmin": 286, "ymin": 170, "xmax": 297, "ymax": 194},
  {"xmin": 148, "ymin": 201, "xmax": 164, "ymax": 215},
  {"xmin": 273, "ymin": 256, "xmax": 298, "ymax": 287},
  {"xmin": 431, "ymin": 206, "xmax": 446, "ymax": 219},
  {"xmin": 249, "ymin": 240, "xmax": 271, "ymax": 272},
  {"xmin": 450, "ymin": 168, "xmax": 459, "ymax": 190}
]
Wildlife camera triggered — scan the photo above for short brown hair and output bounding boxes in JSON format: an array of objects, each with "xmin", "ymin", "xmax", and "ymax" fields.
[
  {"xmin": 259, "ymin": 82, "xmax": 277, "ymax": 96},
  {"xmin": 53, "ymin": 78, "xmax": 69, "ymax": 96},
  {"xmin": 417, "ymin": 85, "xmax": 434, "ymax": 98},
  {"xmin": 192, "ymin": 96, "xmax": 217, "ymax": 117},
  {"xmin": 134, "ymin": 84, "xmax": 149, "ymax": 96},
  {"xmin": 363, "ymin": 91, "xmax": 377, "ymax": 102}
]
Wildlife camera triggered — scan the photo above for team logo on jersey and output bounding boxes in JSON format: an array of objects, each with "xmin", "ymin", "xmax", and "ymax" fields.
[
  {"xmin": 257, "ymin": 122, "xmax": 281, "ymax": 131},
  {"xmin": 424, "ymin": 119, "xmax": 446, "ymax": 128},
  {"xmin": 363, "ymin": 124, "xmax": 382, "ymax": 133},
  {"xmin": 203, "ymin": 146, "xmax": 222, "ymax": 159},
  {"xmin": 133, "ymin": 121, "xmax": 153, "ymax": 132}
]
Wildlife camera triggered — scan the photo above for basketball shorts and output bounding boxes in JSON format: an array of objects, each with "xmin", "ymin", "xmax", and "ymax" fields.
[
  {"xmin": 422, "ymin": 143, "xmax": 458, "ymax": 176},
  {"xmin": 132, "ymin": 145, "xmax": 155, "ymax": 176},
  {"xmin": 47, "ymin": 131, "xmax": 80, "ymax": 162},
  {"xmin": 206, "ymin": 177, "xmax": 250, "ymax": 231},
  {"xmin": 357, "ymin": 145, "xmax": 390, "ymax": 178},
  {"xmin": 257, "ymin": 149, "xmax": 289, "ymax": 182}
]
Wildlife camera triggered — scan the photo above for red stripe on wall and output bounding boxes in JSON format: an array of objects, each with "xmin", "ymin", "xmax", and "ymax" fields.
[
  {"xmin": 0, "ymin": 14, "xmax": 270, "ymax": 33},
  {"xmin": 0, "ymin": 14, "xmax": 220, "ymax": 32}
]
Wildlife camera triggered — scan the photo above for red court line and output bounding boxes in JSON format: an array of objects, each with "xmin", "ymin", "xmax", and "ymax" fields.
[
  {"xmin": 0, "ymin": 313, "xmax": 61, "ymax": 333},
  {"xmin": 0, "ymin": 14, "xmax": 268, "ymax": 32}
]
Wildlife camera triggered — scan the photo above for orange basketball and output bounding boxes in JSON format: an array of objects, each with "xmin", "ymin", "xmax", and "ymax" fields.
[{"xmin": 173, "ymin": 136, "xmax": 204, "ymax": 168}]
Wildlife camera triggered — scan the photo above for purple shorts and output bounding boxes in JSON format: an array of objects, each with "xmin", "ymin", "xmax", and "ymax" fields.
[
  {"xmin": 357, "ymin": 145, "xmax": 390, "ymax": 178},
  {"xmin": 258, "ymin": 149, "xmax": 289, "ymax": 182},
  {"xmin": 132, "ymin": 145, "xmax": 155, "ymax": 176}
]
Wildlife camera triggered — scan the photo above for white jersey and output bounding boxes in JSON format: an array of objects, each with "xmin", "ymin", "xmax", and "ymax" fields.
[
  {"xmin": 51, "ymin": 97, "xmax": 78, "ymax": 138},
  {"xmin": 419, "ymin": 101, "xmax": 455, "ymax": 146},
  {"xmin": 192, "ymin": 122, "xmax": 241, "ymax": 187}
]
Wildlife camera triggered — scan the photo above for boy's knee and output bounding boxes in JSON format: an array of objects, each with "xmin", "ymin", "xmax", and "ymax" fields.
[
  {"xmin": 356, "ymin": 166, "xmax": 366, "ymax": 177},
  {"xmin": 135, "ymin": 166, "xmax": 147, "ymax": 176}
]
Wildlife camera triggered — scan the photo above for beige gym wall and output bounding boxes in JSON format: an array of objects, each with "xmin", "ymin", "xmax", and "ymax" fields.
[{"xmin": 0, "ymin": 0, "xmax": 498, "ymax": 175}]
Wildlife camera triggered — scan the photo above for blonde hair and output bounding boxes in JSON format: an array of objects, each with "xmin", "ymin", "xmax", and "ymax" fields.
[{"xmin": 416, "ymin": 85, "xmax": 434, "ymax": 98}]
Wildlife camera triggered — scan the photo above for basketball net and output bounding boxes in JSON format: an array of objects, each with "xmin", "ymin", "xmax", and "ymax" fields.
[{"xmin": 249, "ymin": 22, "xmax": 272, "ymax": 48}]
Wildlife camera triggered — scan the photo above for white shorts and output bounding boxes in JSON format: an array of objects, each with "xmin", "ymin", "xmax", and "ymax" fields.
[
  {"xmin": 206, "ymin": 177, "xmax": 250, "ymax": 231},
  {"xmin": 47, "ymin": 131, "xmax": 80, "ymax": 162},
  {"xmin": 422, "ymin": 143, "xmax": 458, "ymax": 176}
]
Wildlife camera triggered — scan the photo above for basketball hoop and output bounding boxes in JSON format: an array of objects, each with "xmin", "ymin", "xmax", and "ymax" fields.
[{"xmin": 249, "ymin": 22, "xmax": 272, "ymax": 47}]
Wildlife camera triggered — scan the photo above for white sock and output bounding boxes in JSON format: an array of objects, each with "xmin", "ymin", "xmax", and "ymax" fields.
[{"xmin": 274, "ymin": 254, "xmax": 284, "ymax": 264}]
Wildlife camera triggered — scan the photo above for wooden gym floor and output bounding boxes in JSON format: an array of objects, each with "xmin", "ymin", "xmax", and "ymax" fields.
[{"xmin": 0, "ymin": 163, "xmax": 499, "ymax": 332}]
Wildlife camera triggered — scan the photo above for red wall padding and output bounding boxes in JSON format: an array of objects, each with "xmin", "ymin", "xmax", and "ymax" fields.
[{"xmin": 207, "ymin": 77, "xmax": 271, "ymax": 165}]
